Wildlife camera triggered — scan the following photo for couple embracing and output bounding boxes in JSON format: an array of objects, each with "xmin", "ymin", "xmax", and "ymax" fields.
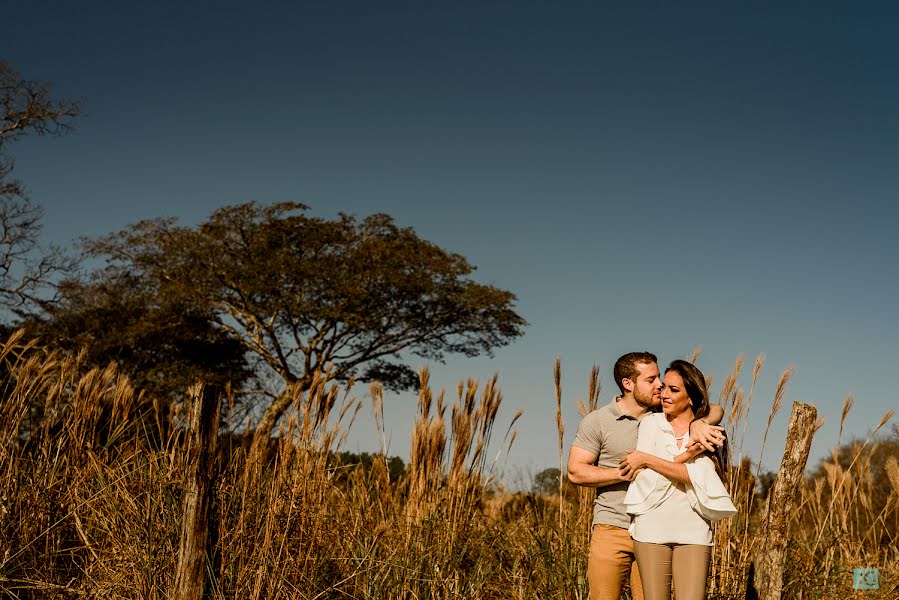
[{"xmin": 567, "ymin": 352, "xmax": 737, "ymax": 600}]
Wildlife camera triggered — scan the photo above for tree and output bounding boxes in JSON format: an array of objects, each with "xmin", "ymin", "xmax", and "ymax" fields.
[
  {"xmin": 82, "ymin": 202, "xmax": 526, "ymax": 441},
  {"xmin": 0, "ymin": 59, "xmax": 80, "ymax": 317},
  {"xmin": 27, "ymin": 272, "xmax": 253, "ymax": 402},
  {"xmin": 532, "ymin": 467, "xmax": 562, "ymax": 495}
]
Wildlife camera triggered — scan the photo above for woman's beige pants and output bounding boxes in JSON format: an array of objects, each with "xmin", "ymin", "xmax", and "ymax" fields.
[{"xmin": 633, "ymin": 541, "xmax": 710, "ymax": 600}]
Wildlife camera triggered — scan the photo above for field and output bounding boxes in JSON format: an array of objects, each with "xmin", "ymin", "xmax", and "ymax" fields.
[{"xmin": 0, "ymin": 331, "xmax": 896, "ymax": 598}]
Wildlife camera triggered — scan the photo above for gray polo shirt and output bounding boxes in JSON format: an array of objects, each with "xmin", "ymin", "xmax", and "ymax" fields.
[{"xmin": 571, "ymin": 397, "xmax": 645, "ymax": 529}]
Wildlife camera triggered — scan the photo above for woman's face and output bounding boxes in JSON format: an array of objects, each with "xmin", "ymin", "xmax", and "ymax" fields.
[{"xmin": 661, "ymin": 371, "xmax": 693, "ymax": 417}]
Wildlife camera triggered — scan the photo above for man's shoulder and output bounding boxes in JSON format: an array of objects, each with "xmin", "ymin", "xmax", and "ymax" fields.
[
  {"xmin": 577, "ymin": 400, "xmax": 635, "ymax": 437},
  {"xmin": 580, "ymin": 401, "xmax": 618, "ymax": 424},
  {"xmin": 572, "ymin": 403, "xmax": 616, "ymax": 450}
]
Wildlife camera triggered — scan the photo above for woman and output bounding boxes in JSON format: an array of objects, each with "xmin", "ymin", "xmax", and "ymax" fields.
[{"xmin": 621, "ymin": 360, "xmax": 737, "ymax": 600}]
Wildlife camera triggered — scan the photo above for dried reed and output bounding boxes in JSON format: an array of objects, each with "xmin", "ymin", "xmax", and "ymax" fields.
[{"xmin": 2, "ymin": 329, "xmax": 896, "ymax": 598}]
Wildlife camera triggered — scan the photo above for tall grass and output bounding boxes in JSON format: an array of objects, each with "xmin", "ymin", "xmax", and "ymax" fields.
[{"xmin": 0, "ymin": 331, "xmax": 896, "ymax": 598}]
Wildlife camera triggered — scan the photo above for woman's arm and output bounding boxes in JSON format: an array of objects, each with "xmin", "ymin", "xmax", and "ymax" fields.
[
  {"xmin": 687, "ymin": 404, "xmax": 726, "ymax": 452},
  {"xmin": 673, "ymin": 444, "xmax": 707, "ymax": 463},
  {"xmin": 620, "ymin": 450, "xmax": 691, "ymax": 484},
  {"xmin": 620, "ymin": 415, "xmax": 691, "ymax": 483}
]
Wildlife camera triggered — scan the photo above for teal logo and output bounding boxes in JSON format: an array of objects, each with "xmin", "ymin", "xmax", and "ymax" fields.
[{"xmin": 853, "ymin": 568, "xmax": 879, "ymax": 590}]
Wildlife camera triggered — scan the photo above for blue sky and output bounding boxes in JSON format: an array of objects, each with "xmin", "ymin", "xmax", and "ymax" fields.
[{"xmin": 6, "ymin": 1, "xmax": 898, "ymax": 483}]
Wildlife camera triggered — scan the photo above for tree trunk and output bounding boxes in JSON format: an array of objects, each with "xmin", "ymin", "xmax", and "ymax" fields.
[
  {"xmin": 250, "ymin": 377, "xmax": 312, "ymax": 452},
  {"xmin": 251, "ymin": 388, "xmax": 293, "ymax": 451},
  {"xmin": 173, "ymin": 383, "xmax": 221, "ymax": 600},
  {"xmin": 749, "ymin": 401, "xmax": 817, "ymax": 600}
]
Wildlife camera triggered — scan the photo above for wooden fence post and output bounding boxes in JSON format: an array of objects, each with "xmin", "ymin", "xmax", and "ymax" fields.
[
  {"xmin": 748, "ymin": 401, "xmax": 817, "ymax": 600},
  {"xmin": 173, "ymin": 383, "xmax": 221, "ymax": 600}
]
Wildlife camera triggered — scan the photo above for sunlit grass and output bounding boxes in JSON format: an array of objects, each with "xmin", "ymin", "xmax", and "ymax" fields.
[{"xmin": 0, "ymin": 331, "xmax": 895, "ymax": 598}]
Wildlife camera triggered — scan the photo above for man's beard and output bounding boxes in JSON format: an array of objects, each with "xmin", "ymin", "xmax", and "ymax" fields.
[{"xmin": 634, "ymin": 388, "xmax": 658, "ymax": 409}]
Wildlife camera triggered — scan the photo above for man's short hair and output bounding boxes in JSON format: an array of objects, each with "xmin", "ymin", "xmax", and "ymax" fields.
[{"xmin": 613, "ymin": 351, "xmax": 658, "ymax": 394}]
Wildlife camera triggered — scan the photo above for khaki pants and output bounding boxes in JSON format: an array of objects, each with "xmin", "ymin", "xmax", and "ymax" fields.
[
  {"xmin": 632, "ymin": 541, "xmax": 710, "ymax": 600},
  {"xmin": 587, "ymin": 524, "xmax": 644, "ymax": 600}
]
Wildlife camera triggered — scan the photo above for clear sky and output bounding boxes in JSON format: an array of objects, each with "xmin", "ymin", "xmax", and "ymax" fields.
[{"xmin": 6, "ymin": 1, "xmax": 898, "ymax": 484}]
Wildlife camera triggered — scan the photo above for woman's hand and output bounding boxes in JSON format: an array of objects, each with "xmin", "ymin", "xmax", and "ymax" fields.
[{"xmin": 619, "ymin": 450, "xmax": 650, "ymax": 480}]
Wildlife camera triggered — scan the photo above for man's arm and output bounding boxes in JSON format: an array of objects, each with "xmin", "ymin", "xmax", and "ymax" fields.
[{"xmin": 568, "ymin": 445, "xmax": 631, "ymax": 487}]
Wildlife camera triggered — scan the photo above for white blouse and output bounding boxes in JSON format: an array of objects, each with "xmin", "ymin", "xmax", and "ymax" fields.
[{"xmin": 623, "ymin": 413, "xmax": 737, "ymax": 545}]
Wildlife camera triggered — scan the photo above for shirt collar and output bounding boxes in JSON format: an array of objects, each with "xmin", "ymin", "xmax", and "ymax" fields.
[{"xmin": 610, "ymin": 396, "xmax": 639, "ymax": 421}]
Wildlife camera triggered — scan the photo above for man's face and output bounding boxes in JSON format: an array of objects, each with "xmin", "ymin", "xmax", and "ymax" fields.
[{"xmin": 627, "ymin": 361, "xmax": 662, "ymax": 408}]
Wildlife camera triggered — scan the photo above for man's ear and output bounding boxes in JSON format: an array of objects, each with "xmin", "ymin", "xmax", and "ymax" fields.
[{"xmin": 622, "ymin": 378, "xmax": 634, "ymax": 393}]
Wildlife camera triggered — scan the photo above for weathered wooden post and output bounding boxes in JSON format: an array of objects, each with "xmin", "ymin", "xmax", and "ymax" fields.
[
  {"xmin": 173, "ymin": 383, "xmax": 221, "ymax": 600},
  {"xmin": 748, "ymin": 401, "xmax": 817, "ymax": 600}
]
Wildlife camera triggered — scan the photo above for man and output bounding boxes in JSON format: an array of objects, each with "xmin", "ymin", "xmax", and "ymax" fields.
[{"xmin": 567, "ymin": 352, "xmax": 725, "ymax": 600}]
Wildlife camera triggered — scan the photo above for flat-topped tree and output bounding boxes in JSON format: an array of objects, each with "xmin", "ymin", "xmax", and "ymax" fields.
[
  {"xmin": 86, "ymin": 202, "xmax": 526, "ymax": 442},
  {"xmin": 33, "ymin": 271, "xmax": 253, "ymax": 402}
]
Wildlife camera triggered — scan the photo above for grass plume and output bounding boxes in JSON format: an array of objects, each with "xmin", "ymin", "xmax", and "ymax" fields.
[{"xmin": 0, "ymin": 332, "xmax": 895, "ymax": 598}]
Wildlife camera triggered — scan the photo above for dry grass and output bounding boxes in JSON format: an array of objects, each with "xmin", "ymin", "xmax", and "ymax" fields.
[
  {"xmin": 0, "ymin": 332, "xmax": 896, "ymax": 598},
  {"xmin": 554, "ymin": 356, "xmax": 563, "ymax": 529}
]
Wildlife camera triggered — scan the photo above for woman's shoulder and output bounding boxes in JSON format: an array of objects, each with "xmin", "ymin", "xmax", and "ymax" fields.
[
  {"xmin": 639, "ymin": 412, "xmax": 668, "ymax": 430},
  {"xmin": 636, "ymin": 413, "xmax": 670, "ymax": 445}
]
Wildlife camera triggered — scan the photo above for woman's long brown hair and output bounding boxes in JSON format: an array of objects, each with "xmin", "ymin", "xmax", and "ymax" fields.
[{"xmin": 666, "ymin": 359, "xmax": 729, "ymax": 485}]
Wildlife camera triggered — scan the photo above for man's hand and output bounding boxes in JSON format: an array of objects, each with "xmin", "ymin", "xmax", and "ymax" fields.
[
  {"xmin": 619, "ymin": 450, "xmax": 649, "ymax": 481},
  {"xmin": 689, "ymin": 419, "xmax": 726, "ymax": 452}
]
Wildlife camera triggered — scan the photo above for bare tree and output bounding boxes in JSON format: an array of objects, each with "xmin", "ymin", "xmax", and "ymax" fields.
[
  {"xmin": 0, "ymin": 59, "xmax": 80, "ymax": 317},
  {"xmin": 0, "ymin": 197, "xmax": 77, "ymax": 315}
]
